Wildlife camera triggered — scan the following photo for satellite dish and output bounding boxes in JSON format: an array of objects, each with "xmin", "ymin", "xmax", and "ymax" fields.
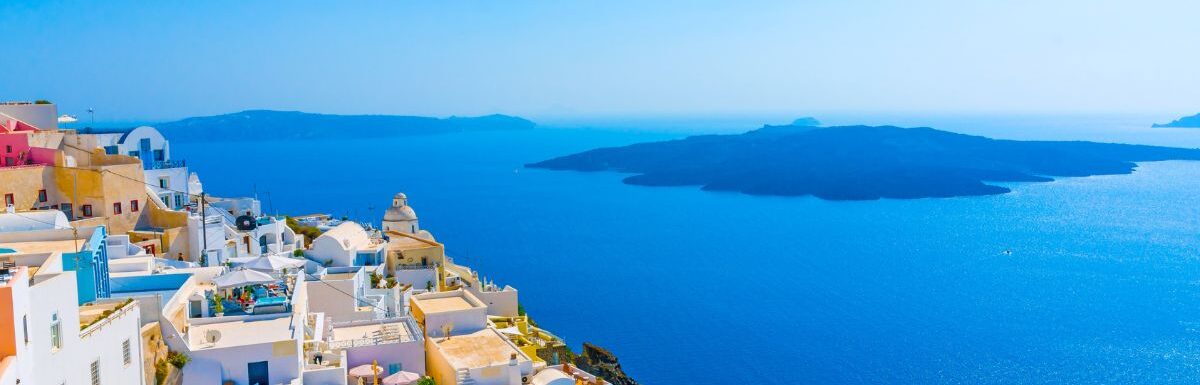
[{"xmin": 205, "ymin": 329, "xmax": 222, "ymax": 343}]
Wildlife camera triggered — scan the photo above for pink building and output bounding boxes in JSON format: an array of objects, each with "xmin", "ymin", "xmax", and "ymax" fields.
[{"xmin": 0, "ymin": 113, "xmax": 56, "ymax": 167}]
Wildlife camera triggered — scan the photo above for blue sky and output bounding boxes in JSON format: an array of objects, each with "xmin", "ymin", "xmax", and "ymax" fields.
[{"xmin": 1, "ymin": 0, "xmax": 1197, "ymax": 121}]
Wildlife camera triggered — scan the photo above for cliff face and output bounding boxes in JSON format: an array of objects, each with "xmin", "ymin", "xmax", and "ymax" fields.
[{"xmin": 575, "ymin": 342, "xmax": 641, "ymax": 385}]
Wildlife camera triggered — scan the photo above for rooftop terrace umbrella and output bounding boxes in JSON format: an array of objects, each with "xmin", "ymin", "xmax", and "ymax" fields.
[
  {"xmin": 230, "ymin": 254, "xmax": 306, "ymax": 272},
  {"xmin": 212, "ymin": 269, "xmax": 275, "ymax": 289},
  {"xmin": 349, "ymin": 364, "xmax": 383, "ymax": 379},
  {"xmin": 382, "ymin": 371, "xmax": 421, "ymax": 385}
]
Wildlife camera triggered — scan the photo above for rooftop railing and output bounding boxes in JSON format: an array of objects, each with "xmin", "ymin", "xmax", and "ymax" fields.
[
  {"xmin": 80, "ymin": 299, "xmax": 136, "ymax": 339},
  {"xmin": 328, "ymin": 317, "xmax": 420, "ymax": 348}
]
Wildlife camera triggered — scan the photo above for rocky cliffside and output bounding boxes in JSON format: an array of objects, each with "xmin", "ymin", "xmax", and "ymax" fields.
[{"xmin": 575, "ymin": 342, "xmax": 641, "ymax": 385}]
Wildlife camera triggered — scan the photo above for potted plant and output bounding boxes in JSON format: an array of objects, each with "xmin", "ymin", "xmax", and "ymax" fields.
[{"xmin": 213, "ymin": 294, "xmax": 224, "ymax": 316}]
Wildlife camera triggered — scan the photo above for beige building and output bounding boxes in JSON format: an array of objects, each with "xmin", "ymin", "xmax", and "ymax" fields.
[
  {"xmin": 0, "ymin": 134, "xmax": 151, "ymax": 234},
  {"xmin": 385, "ymin": 230, "xmax": 444, "ymax": 273}
]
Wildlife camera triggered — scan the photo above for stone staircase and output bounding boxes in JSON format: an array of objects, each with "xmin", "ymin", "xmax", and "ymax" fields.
[{"xmin": 457, "ymin": 368, "xmax": 476, "ymax": 385}]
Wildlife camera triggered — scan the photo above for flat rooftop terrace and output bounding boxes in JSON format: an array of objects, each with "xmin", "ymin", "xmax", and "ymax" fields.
[
  {"xmin": 385, "ymin": 231, "xmax": 440, "ymax": 250},
  {"xmin": 188, "ymin": 315, "xmax": 293, "ymax": 349},
  {"xmin": 434, "ymin": 328, "xmax": 527, "ymax": 369},
  {"xmin": 0, "ymin": 238, "xmax": 82, "ymax": 254},
  {"xmin": 330, "ymin": 319, "xmax": 419, "ymax": 345},
  {"xmin": 416, "ymin": 297, "xmax": 475, "ymax": 313},
  {"xmin": 322, "ymin": 272, "xmax": 358, "ymax": 281}
]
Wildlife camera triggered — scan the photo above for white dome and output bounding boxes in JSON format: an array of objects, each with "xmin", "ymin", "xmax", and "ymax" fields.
[
  {"xmin": 394, "ymin": 192, "xmax": 408, "ymax": 200},
  {"xmin": 530, "ymin": 369, "xmax": 574, "ymax": 385},
  {"xmin": 384, "ymin": 205, "xmax": 417, "ymax": 221}
]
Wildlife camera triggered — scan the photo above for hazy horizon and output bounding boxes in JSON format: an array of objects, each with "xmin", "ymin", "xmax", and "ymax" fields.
[{"xmin": 3, "ymin": 1, "xmax": 1198, "ymax": 122}]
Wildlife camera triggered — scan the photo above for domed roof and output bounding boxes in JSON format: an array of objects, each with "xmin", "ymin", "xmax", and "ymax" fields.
[
  {"xmin": 394, "ymin": 192, "xmax": 407, "ymax": 200},
  {"xmin": 384, "ymin": 205, "xmax": 417, "ymax": 221}
]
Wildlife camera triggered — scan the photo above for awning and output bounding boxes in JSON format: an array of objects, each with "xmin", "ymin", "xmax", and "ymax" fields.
[{"xmin": 211, "ymin": 269, "xmax": 275, "ymax": 289}]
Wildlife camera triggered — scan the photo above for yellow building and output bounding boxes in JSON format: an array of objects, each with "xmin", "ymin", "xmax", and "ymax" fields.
[
  {"xmin": 0, "ymin": 131, "xmax": 152, "ymax": 234},
  {"xmin": 384, "ymin": 230, "xmax": 445, "ymax": 274}
]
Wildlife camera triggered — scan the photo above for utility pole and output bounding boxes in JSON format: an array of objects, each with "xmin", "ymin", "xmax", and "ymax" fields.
[{"xmin": 200, "ymin": 192, "xmax": 208, "ymax": 267}]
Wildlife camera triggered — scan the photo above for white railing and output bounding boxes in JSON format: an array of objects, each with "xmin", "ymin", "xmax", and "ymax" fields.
[{"xmin": 80, "ymin": 301, "xmax": 136, "ymax": 339}]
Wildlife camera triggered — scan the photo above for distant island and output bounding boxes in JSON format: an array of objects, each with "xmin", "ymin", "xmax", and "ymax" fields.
[
  {"xmin": 155, "ymin": 110, "xmax": 536, "ymax": 142},
  {"xmin": 527, "ymin": 124, "xmax": 1200, "ymax": 200},
  {"xmin": 1153, "ymin": 113, "xmax": 1200, "ymax": 128},
  {"xmin": 791, "ymin": 117, "xmax": 821, "ymax": 127}
]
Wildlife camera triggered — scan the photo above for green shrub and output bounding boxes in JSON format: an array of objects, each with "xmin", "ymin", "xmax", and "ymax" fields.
[
  {"xmin": 166, "ymin": 350, "xmax": 190, "ymax": 368},
  {"xmin": 154, "ymin": 359, "xmax": 169, "ymax": 385}
]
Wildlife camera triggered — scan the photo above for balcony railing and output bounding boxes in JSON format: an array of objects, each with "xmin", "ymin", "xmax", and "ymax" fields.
[{"xmin": 148, "ymin": 159, "xmax": 186, "ymax": 170}]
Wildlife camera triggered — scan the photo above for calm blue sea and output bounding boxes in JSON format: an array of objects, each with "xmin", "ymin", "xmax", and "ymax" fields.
[{"xmin": 174, "ymin": 114, "xmax": 1200, "ymax": 384}]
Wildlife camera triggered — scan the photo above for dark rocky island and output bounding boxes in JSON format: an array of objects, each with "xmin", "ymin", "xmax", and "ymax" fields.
[
  {"xmin": 527, "ymin": 124, "xmax": 1200, "ymax": 200},
  {"xmin": 1153, "ymin": 113, "xmax": 1200, "ymax": 128},
  {"xmin": 157, "ymin": 110, "xmax": 535, "ymax": 142}
]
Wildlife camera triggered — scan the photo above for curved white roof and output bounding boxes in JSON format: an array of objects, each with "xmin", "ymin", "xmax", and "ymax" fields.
[
  {"xmin": 530, "ymin": 369, "xmax": 575, "ymax": 385},
  {"xmin": 0, "ymin": 210, "xmax": 70, "ymax": 232},
  {"xmin": 316, "ymin": 221, "xmax": 370, "ymax": 250},
  {"xmin": 384, "ymin": 205, "xmax": 417, "ymax": 222}
]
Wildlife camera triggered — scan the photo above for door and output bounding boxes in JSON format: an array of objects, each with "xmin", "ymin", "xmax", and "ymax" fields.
[
  {"xmin": 139, "ymin": 138, "xmax": 152, "ymax": 169},
  {"xmin": 60, "ymin": 203, "xmax": 73, "ymax": 221},
  {"xmin": 247, "ymin": 361, "xmax": 268, "ymax": 385}
]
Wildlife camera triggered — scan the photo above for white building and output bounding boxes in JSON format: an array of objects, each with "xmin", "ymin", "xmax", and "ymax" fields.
[
  {"xmin": 382, "ymin": 193, "xmax": 419, "ymax": 234},
  {"xmin": 305, "ymin": 266, "xmax": 399, "ymax": 323},
  {"xmin": 155, "ymin": 269, "xmax": 310, "ymax": 385},
  {"xmin": 88, "ymin": 126, "xmax": 191, "ymax": 210},
  {"xmin": 0, "ymin": 265, "xmax": 145, "ymax": 385},
  {"xmin": 411, "ymin": 290, "xmax": 532, "ymax": 385},
  {"xmin": 444, "ymin": 261, "xmax": 520, "ymax": 317},
  {"xmin": 303, "ymin": 316, "xmax": 426, "ymax": 383},
  {"xmin": 0, "ymin": 209, "xmax": 69, "ymax": 232},
  {"xmin": 308, "ymin": 222, "xmax": 385, "ymax": 267},
  {"xmin": 186, "ymin": 201, "xmax": 303, "ymax": 267}
]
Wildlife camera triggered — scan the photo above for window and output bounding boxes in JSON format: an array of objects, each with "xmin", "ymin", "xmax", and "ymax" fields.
[
  {"xmin": 50, "ymin": 312, "xmax": 62, "ymax": 350},
  {"xmin": 128, "ymin": 150, "xmax": 139, "ymax": 158},
  {"xmin": 158, "ymin": 177, "xmax": 168, "ymax": 189},
  {"xmin": 90, "ymin": 360, "xmax": 101, "ymax": 385},
  {"xmin": 174, "ymin": 194, "xmax": 184, "ymax": 209},
  {"xmin": 38, "ymin": 189, "xmax": 47, "ymax": 202},
  {"xmin": 4, "ymin": 145, "xmax": 11, "ymax": 153},
  {"xmin": 81, "ymin": 204, "xmax": 93, "ymax": 217},
  {"xmin": 130, "ymin": 200, "xmax": 139, "ymax": 212},
  {"xmin": 122, "ymin": 339, "xmax": 132, "ymax": 365},
  {"xmin": 153, "ymin": 149, "xmax": 165, "ymax": 161},
  {"xmin": 113, "ymin": 202, "xmax": 122, "ymax": 215},
  {"xmin": 103, "ymin": 146, "xmax": 118, "ymax": 155},
  {"xmin": 388, "ymin": 363, "xmax": 402, "ymax": 374},
  {"xmin": 3, "ymin": 193, "xmax": 12, "ymax": 206},
  {"xmin": 22, "ymin": 315, "xmax": 28, "ymax": 344}
]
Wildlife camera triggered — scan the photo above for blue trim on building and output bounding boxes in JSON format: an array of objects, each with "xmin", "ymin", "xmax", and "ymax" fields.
[{"xmin": 61, "ymin": 226, "xmax": 111, "ymax": 304}]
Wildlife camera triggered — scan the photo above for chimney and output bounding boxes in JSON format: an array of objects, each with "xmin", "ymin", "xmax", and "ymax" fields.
[{"xmin": 509, "ymin": 353, "xmax": 518, "ymax": 366}]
